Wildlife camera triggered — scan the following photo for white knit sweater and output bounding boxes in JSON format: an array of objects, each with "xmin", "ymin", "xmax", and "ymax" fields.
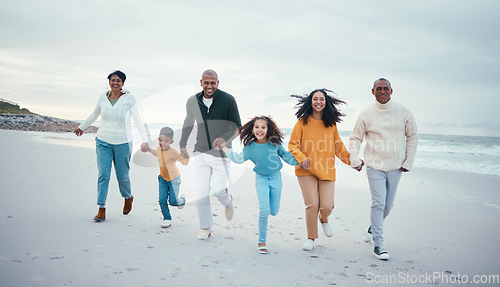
[
  {"xmin": 349, "ymin": 100, "xmax": 418, "ymax": 171},
  {"xmin": 79, "ymin": 90, "xmax": 149, "ymax": 145}
]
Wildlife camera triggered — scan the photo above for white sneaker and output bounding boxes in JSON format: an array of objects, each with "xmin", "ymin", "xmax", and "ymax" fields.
[
  {"xmin": 161, "ymin": 220, "xmax": 171, "ymax": 228},
  {"xmin": 321, "ymin": 222, "xmax": 333, "ymax": 237},
  {"xmin": 225, "ymin": 195, "xmax": 234, "ymax": 221},
  {"xmin": 197, "ymin": 229, "xmax": 211, "ymax": 240},
  {"xmin": 177, "ymin": 195, "xmax": 186, "ymax": 209},
  {"xmin": 303, "ymin": 239, "xmax": 314, "ymax": 251},
  {"xmin": 374, "ymin": 247, "xmax": 390, "ymax": 260}
]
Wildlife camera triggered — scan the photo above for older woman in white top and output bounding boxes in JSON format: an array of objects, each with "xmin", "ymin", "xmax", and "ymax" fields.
[{"xmin": 74, "ymin": 70, "xmax": 149, "ymax": 222}]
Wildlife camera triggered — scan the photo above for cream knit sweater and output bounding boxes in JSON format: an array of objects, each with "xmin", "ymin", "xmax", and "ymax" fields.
[
  {"xmin": 349, "ymin": 100, "xmax": 418, "ymax": 171},
  {"xmin": 79, "ymin": 90, "xmax": 149, "ymax": 145}
]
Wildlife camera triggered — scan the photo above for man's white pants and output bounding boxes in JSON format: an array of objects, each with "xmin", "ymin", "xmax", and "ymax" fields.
[{"xmin": 194, "ymin": 153, "xmax": 232, "ymax": 230}]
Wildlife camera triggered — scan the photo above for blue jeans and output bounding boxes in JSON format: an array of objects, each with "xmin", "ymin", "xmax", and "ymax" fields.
[
  {"xmin": 255, "ymin": 172, "xmax": 282, "ymax": 243},
  {"xmin": 95, "ymin": 137, "xmax": 133, "ymax": 206},
  {"xmin": 158, "ymin": 175, "xmax": 186, "ymax": 220},
  {"xmin": 366, "ymin": 167, "xmax": 402, "ymax": 248}
]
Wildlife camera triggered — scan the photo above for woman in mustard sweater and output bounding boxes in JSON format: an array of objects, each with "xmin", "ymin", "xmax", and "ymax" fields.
[{"xmin": 289, "ymin": 89, "xmax": 351, "ymax": 251}]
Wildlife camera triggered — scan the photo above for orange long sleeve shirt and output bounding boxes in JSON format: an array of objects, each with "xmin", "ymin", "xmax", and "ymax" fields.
[
  {"xmin": 288, "ymin": 117, "xmax": 350, "ymax": 181},
  {"xmin": 152, "ymin": 146, "xmax": 189, "ymax": 181}
]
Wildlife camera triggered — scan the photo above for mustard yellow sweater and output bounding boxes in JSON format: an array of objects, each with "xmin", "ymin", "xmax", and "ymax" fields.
[{"xmin": 288, "ymin": 117, "xmax": 350, "ymax": 181}]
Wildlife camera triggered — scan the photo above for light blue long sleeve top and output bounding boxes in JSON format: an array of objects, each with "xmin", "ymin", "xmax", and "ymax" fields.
[{"xmin": 226, "ymin": 141, "xmax": 298, "ymax": 175}]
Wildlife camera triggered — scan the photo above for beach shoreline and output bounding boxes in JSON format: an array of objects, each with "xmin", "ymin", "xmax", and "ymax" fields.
[
  {"xmin": 1, "ymin": 129, "xmax": 499, "ymax": 286},
  {"xmin": 0, "ymin": 113, "xmax": 98, "ymax": 133}
]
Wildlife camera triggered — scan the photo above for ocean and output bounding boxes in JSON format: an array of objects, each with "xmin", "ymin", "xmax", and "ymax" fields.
[
  {"xmin": 321, "ymin": 130, "xmax": 500, "ymax": 177},
  {"xmin": 55, "ymin": 122, "xmax": 500, "ymax": 177},
  {"xmin": 410, "ymin": 133, "xmax": 500, "ymax": 177},
  {"xmin": 143, "ymin": 123, "xmax": 500, "ymax": 177}
]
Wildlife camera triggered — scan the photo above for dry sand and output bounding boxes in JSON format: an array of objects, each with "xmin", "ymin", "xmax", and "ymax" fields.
[{"xmin": 1, "ymin": 130, "xmax": 499, "ymax": 286}]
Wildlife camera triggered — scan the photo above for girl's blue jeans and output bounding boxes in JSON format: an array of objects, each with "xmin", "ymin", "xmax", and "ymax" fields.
[{"xmin": 255, "ymin": 171, "xmax": 282, "ymax": 243}]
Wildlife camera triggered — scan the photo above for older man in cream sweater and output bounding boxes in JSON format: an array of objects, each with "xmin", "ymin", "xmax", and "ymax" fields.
[{"xmin": 349, "ymin": 78, "xmax": 418, "ymax": 260}]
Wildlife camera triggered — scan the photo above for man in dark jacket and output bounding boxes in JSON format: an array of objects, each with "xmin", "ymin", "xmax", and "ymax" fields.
[{"xmin": 180, "ymin": 69, "xmax": 241, "ymax": 240}]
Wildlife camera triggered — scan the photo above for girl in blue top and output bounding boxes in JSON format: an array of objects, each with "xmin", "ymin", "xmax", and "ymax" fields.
[{"xmin": 221, "ymin": 116, "xmax": 297, "ymax": 254}]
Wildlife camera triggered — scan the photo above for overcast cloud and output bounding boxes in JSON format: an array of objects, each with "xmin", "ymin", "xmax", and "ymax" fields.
[{"xmin": 1, "ymin": 0, "xmax": 499, "ymax": 136}]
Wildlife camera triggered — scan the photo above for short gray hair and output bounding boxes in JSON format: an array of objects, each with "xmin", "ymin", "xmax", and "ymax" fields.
[{"xmin": 373, "ymin": 78, "xmax": 391, "ymax": 89}]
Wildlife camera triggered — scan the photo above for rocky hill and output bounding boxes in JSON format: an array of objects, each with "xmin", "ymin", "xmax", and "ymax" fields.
[
  {"xmin": 0, "ymin": 99, "xmax": 97, "ymax": 133},
  {"xmin": 0, "ymin": 99, "xmax": 33, "ymax": 114}
]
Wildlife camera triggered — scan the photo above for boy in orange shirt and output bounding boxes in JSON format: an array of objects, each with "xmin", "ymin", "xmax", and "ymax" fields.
[{"xmin": 148, "ymin": 127, "xmax": 189, "ymax": 228}]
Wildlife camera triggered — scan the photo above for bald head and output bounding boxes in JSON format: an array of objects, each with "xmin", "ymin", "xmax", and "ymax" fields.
[
  {"xmin": 202, "ymin": 69, "xmax": 218, "ymax": 80},
  {"xmin": 200, "ymin": 69, "xmax": 219, "ymax": 97}
]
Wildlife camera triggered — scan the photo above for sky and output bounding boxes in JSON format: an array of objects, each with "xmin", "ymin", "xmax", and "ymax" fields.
[{"xmin": 1, "ymin": 0, "xmax": 499, "ymax": 136}]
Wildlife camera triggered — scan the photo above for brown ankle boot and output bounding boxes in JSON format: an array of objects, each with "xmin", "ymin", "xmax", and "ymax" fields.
[
  {"xmin": 123, "ymin": 195, "xmax": 134, "ymax": 215},
  {"xmin": 94, "ymin": 208, "xmax": 105, "ymax": 222}
]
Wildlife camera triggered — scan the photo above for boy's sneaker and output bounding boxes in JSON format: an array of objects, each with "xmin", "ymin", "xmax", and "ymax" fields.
[
  {"xmin": 374, "ymin": 247, "xmax": 390, "ymax": 260},
  {"xmin": 197, "ymin": 229, "xmax": 211, "ymax": 240},
  {"xmin": 161, "ymin": 220, "xmax": 171, "ymax": 228},
  {"xmin": 177, "ymin": 195, "xmax": 186, "ymax": 209},
  {"xmin": 303, "ymin": 239, "xmax": 314, "ymax": 251}
]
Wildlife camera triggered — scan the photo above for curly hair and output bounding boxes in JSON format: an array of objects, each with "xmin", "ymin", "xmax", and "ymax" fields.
[
  {"xmin": 239, "ymin": 116, "xmax": 284, "ymax": 146},
  {"xmin": 291, "ymin": 88, "xmax": 346, "ymax": 127}
]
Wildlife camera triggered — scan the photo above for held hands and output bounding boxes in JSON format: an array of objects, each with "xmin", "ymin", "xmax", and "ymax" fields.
[
  {"xmin": 353, "ymin": 160, "xmax": 364, "ymax": 172},
  {"xmin": 212, "ymin": 137, "xmax": 226, "ymax": 150},
  {"xmin": 179, "ymin": 138, "xmax": 227, "ymax": 158},
  {"xmin": 180, "ymin": 147, "xmax": 189, "ymax": 159},
  {"xmin": 299, "ymin": 159, "xmax": 310, "ymax": 170},
  {"xmin": 181, "ymin": 148, "xmax": 190, "ymax": 159},
  {"xmin": 73, "ymin": 128, "xmax": 83, "ymax": 136},
  {"xmin": 350, "ymin": 161, "xmax": 406, "ymax": 172},
  {"xmin": 220, "ymin": 142, "xmax": 228, "ymax": 153},
  {"xmin": 213, "ymin": 138, "xmax": 228, "ymax": 153},
  {"xmin": 140, "ymin": 142, "xmax": 150, "ymax": 153}
]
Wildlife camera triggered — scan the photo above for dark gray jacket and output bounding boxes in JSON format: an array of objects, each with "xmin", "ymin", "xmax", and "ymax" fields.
[{"xmin": 180, "ymin": 89, "xmax": 241, "ymax": 157}]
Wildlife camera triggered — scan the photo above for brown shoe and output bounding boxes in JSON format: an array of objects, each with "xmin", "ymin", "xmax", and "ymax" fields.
[
  {"xmin": 123, "ymin": 195, "xmax": 134, "ymax": 215},
  {"xmin": 94, "ymin": 208, "xmax": 106, "ymax": 222}
]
